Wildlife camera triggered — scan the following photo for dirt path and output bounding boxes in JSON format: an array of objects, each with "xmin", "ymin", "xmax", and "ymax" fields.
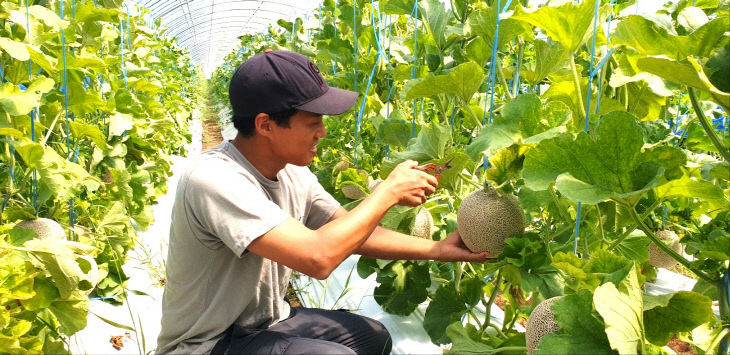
[{"xmin": 201, "ymin": 97, "xmax": 224, "ymax": 151}]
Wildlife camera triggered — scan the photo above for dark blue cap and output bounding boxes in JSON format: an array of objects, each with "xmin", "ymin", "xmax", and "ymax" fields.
[{"xmin": 229, "ymin": 50, "xmax": 358, "ymax": 118}]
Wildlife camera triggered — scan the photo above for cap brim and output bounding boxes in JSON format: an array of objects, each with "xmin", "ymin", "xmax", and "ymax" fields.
[{"xmin": 294, "ymin": 87, "xmax": 358, "ymax": 115}]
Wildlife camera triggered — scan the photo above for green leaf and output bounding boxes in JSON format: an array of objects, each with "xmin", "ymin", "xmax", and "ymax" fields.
[
  {"xmin": 523, "ymin": 112, "xmax": 664, "ymax": 204},
  {"xmin": 23, "ymin": 239, "xmax": 97, "ymax": 299},
  {"xmin": 511, "ymin": 1, "xmax": 602, "ymax": 53},
  {"xmin": 12, "ymin": 140, "xmax": 43, "ymax": 169},
  {"xmin": 381, "ymin": 0, "xmax": 415, "ymax": 15},
  {"xmin": 465, "ymin": 7, "xmax": 531, "ymax": 51},
  {"xmin": 636, "ymin": 57, "xmax": 730, "ymax": 108},
  {"xmin": 22, "ymin": 277, "xmax": 60, "ymax": 311},
  {"xmin": 466, "ymin": 94, "xmax": 570, "ymax": 160},
  {"xmin": 612, "ymin": 233, "xmax": 650, "ymax": 263},
  {"xmin": 108, "ymin": 112, "xmax": 134, "ymax": 137},
  {"xmin": 444, "ymin": 322, "xmax": 496, "ymax": 354},
  {"xmin": 536, "ymin": 290, "xmax": 616, "ymax": 354},
  {"xmin": 378, "ymin": 117, "xmax": 412, "ymax": 148},
  {"xmin": 686, "ymin": 16, "xmax": 730, "ymax": 58},
  {"xmin": 0, "ymin": 77, "xmax": 55, "ymax": 116},
  {"xmin": 0, "ymin": 37, "xmax": 30, "ymax": 61},
  {"xmin": 593, "ymin": 265, "xmax": 643, "ymax": 355},
  {"xmin": 655, "ymin": 175, "xmax": 727, "ymax": 210},
  {"xmin": 69, "ymin": 121, "xmax": 109, "ymax": 150},
  {"xmin": 36, "ymin": 147, "xmax": 101, "ymax": 201},
  {"xmin": 404, "ymin": 62, "xmax": 485, "ymax": 104},
  {"xmin": 419, "ymin": 0, "xmax": 449, "ymax": 49},
  {"xmin": 643, "ymin": 291, "xmax": 714, "ymax": 345},
  {"xmin": 423, "ymin": 284, "xmax": 467, "ymax": 344},
  {"xmin": 613, "ymin": 15, "xmax": 687, "ymax": 59},
  {"xmin": 384, "ymin": 122, "xmax": 451, "ymax": 172},
  {"xmin": 49, "ymin": 298, "xmax": 89, "ymax": 335},
  {"xmin": 372, "ymin": 261, "xmax": 430, "ymax": 316},
  {"xmin": 525, "ymin": 39, "xmax": 568, "ymax": 86}
]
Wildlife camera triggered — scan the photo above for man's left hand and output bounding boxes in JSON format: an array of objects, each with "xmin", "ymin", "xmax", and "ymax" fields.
[{"xmin": 432, "ymin": 231, "xmax": 494, "ymax": 263}]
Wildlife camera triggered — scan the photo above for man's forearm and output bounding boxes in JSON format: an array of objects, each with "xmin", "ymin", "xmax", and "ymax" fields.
[{"xmin": 355, "ymin": 226, "xmax": 439, "ymax": 260}]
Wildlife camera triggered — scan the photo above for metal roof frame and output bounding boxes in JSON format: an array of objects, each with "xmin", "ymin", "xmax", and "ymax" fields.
[{"xmin": 135, "ymin": 0, "xmax": 321, "ymax": 76}]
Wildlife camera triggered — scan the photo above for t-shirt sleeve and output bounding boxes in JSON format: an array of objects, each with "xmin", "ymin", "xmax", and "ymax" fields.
[
  {"xmin": 302, "ymin": 168, "xmax": 341, "ymax": 230},
  {"xmin": 183, "ymin": 167, "xmax": 290, "ymax": 256}
]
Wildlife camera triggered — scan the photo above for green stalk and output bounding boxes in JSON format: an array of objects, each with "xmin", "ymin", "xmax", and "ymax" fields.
[
  {"xmin": 480, "ymin": 270, "xmax": 502, "ymax": 337},
  {"xmin": 569, "ymin": 53, "xmax": 587, "ymax": 120},
  {"xmin": 596, "ymin": 205, "xmax": 606, "ymax": 248},
  {"xmin": 496, "ymin": 57, "xmax": 514, "ymax": 101},
  {"xmin": 623, "ymin": 200, "xmax": 715, "ymax": 283},
  {"xmin": 607, "ymin": 198, "xmax": 663, "ymax": 251},
  {"xmin": 717, "ymin": 275, "xmax": 730, "ymax": 355},
  {"xmin": 688, "ymin": 88, "xmax": 730, "ymax": 162},
  {"xmin": 705, "ymin": 326, "xmax": 729, "ymax": 355},
  {"xmin": 512, "ymin": 39, "xmax": 525, "ymax": 96}
]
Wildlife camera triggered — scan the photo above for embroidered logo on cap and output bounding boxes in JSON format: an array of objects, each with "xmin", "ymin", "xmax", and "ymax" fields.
[{"xmin": 309, "ymin": 62, "xmax": 325, "ymax": 88}]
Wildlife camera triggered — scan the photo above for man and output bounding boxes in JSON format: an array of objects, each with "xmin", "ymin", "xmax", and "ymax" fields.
[{"xmin": 156, "ymin": 50, "xmax": 489, "ymax": 354}]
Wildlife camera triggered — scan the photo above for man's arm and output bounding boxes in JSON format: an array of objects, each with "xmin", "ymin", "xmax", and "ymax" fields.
[
  {"xmin": 246, "ymin": 161, "xmax": 437, "ymax": 280},
  {"xmin": 325, "ymin": 207, "xmax": 490, "ymax": 262}
]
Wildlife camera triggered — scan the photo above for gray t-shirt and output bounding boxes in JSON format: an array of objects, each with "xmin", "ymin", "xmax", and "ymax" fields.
[{"xmin": 156, "ymin": 141, "xmax": 340, "ymax": 354}]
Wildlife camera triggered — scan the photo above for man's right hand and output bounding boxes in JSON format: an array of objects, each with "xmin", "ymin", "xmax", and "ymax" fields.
[{"xmin": 374, "ymin": 160, "xmax": 438, "ymax": 207}]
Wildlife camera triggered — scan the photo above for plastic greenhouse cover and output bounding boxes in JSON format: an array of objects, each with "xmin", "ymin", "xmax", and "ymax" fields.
[{"xmin": 134, "ymin": 0, "xmax": 322, "ymax": 76}]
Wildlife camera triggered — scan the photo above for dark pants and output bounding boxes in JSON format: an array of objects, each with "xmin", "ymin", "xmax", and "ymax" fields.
[{"xmin": 211, "ymin": 307, "xmax": 392, "ymax": 354}]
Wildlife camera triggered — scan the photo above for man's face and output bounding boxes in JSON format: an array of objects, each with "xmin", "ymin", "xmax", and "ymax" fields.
[{"xmin": 270, "ymin": 110, "xmax": 327, "ymax": 166}]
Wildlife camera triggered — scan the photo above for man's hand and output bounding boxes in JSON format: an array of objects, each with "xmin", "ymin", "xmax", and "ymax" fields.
[
  {"xmin": 374, "ymin": 160, "xmax": 438, "ymax": 207},
  {"xmin": 432, "ymin": 231, "xmax": 494, "ymax": 263}
]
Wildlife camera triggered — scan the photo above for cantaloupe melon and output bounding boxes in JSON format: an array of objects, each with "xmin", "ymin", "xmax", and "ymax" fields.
[
  {"xmin": 412, "ymin": 208, "xmax": 435, "ymax": 239},
  {"xmin": 16, "ymin": 218, "xmax": 66, "ymax": 240},
  {"xmin": 456, "ymin": 188, "xmax": 524, "ymax": 254},
  {"xmin": 526, "ymin": 296, "xmax": 563, "ymax": 355},
  {"xmin": 648, "ymin": 230, "xmax": 682, "ymax": 269}
]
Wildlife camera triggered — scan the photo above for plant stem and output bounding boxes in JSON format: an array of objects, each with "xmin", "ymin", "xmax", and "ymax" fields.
[
  {"xmin": 480, "ymin": 270, "xmax": 502, "ymax": 337},
  {"xmin": 570, "ymin": 53, "xmax": 587, "ymax": 120},
  {"xmin": 496, "ymin": 57, "xmax": 514, "ymax": 101},
  {"xmin": 717, "ymin": 273, "xmax": 730, "ymax": 355},
  {"xmin": 596, "ymin": 204, "xmax": 606, "ymax": 248},
  {"xmin": 607, "ymin": 198, "xmax": 663, "ymax": 251},
  {"xmin": 688, "ymin": 88, "xmax": 730, "ymax": 162},
  {"xmin": 548, "ymin": 186, "xmax": 572, "ymax": 223},
  {"xmin": 622, "ymin": 200, "xmax": 715, "ymax": 283}
]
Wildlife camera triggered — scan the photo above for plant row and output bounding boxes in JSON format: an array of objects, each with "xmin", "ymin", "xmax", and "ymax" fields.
[
  {"xmin": 210, "ymin": 0, "xmax": 730, "ymax": 353},
  {"xmin": 0, "ymin": 0, "xmax": 204, "ymax": 352}
]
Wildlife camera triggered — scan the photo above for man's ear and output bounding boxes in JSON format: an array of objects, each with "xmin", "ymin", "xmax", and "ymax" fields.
[{"xmin": 254, "ymin": 113, "xmax": 273, "ymax": 137}]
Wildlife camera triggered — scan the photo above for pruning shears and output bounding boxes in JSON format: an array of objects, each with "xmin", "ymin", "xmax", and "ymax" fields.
[{"xmin": 414, "ymin": 157, "xmax": 454, "ymax": 179}]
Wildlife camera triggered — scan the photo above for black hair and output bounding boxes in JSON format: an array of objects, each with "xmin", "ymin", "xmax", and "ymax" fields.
[{"xmin": 231, "ymin": 107, "xmax": 298, "ymax": 137}]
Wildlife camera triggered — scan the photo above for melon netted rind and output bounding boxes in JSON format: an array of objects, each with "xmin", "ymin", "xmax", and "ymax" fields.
[
  {"xmin": 526, "ymin": 296, "xmax": 563, "ymax": 355},
  {"xmin": 648, "ymin": 230, "xmax": 682, "ymax": 269},
  {"xmin": 368, "ymin": 178, "xmax": 383, "ymax": 193},
  {"xmin": 16, "ymin": 218, "xmax": 66, "ymax": 240},
  {"xmin": 456, "ymin": 189, "xmax": 525, "ymax": 254},
  {"xmin": 342, "ymin": 185, "xmax": 368, "ymax": 200},
  {"xmin": 412, "ymin": 208, "xmax": 435, "ymax": 239}
]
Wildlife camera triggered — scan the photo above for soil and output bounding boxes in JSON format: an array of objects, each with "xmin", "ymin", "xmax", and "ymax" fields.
[
  {"xmin": 667, "ymin": 335, "xmax": 697, "ymax": 355},
  {"xmin": 109, "ymin": 332, "xmax": 131, "ymax": 350},
  {"xmin": 201, "ymin": 97, "xmax": 224, "ymax": 151}
]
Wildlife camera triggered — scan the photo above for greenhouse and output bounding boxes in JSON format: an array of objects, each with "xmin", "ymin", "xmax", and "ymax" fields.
[{"xmin": 0, "ymin": 0, "xmax": 728, "ymax": 353}]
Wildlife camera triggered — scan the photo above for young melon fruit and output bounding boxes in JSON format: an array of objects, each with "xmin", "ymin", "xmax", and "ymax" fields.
[
  {"xmin": 526, "ymin": 296, "xmax": 563, "ymax": 355},
  {"xmin": 368, "ymin": 178, "xmax": 383, "ymax": 193},
  {"xmin": 16, "ymin": 218, "xmax": 66, "ymax": 240},
  {"xmin": 648, "ymin": 230, "xmax": 682, "ymax": 269},
  {"xmin": 456, "ymin": 188, "xmax": 525, "ymax": 254},
  {"xmin": 342, "ymin": 184, "xmax": 368, "ymax": 200},
  {"xmin": 412, "ymin": 208, "xmax": 435, "ymax": 239}
]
